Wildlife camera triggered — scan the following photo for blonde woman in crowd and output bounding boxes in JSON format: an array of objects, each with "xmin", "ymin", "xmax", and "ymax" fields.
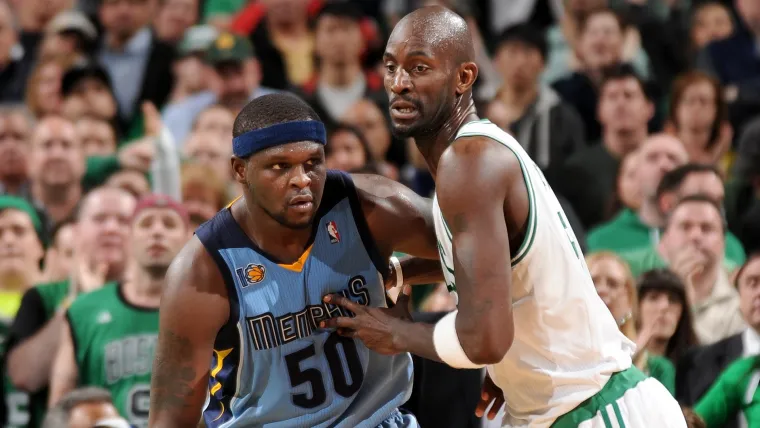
[{"xmin": 586, "ymin": 252, "xmax": 676, "ymax": 394}]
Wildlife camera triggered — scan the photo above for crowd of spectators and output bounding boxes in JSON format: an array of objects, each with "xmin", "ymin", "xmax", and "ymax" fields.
[{"xmin": 1, "ymin": 0, "xmax": 759, "ymax": 427}]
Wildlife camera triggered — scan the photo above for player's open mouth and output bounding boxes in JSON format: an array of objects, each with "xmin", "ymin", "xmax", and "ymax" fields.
[{"xmin": 390, "ymin": 101, "xmax": 419, "ymax": 120}]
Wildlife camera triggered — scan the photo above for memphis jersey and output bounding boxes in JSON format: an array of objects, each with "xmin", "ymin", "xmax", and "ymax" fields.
[
  {"xmin": 432, "ymin": 119, "xmax": 636, "ymax": 427},
  {"xmin": 196, "ymin": 171, "xmax": 413, "ymax": 428}
]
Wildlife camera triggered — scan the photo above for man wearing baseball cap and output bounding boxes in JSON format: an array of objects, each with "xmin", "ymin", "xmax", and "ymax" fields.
[
  {"xmin": 48, "ymin": 194, "xmax": 189, "ymax": 427},
  {"xmin": 162, "ymin": 32, "xmax": 276, "ymax": 144}
]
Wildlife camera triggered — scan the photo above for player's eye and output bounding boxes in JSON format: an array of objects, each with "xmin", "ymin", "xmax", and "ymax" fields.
[
  {"xmin": 413, "ymin": 65, "xmax": 428, "ymax": 73},
  {"xmin": 384, "ymin": 63, "xmax": 397, "ymax": 73},
  {"xmin": 271, "ymin": 163, "xmax": 289, "ymax": 170}
]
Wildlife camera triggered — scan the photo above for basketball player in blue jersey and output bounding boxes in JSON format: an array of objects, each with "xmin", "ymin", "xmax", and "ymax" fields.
[
  {"xmin": 147, "ymin": 93, "xmax": 439, "ymax": 428},
  {"xmin": 322, "ymin": 6, "xmax": 688, "ymax": 428}
]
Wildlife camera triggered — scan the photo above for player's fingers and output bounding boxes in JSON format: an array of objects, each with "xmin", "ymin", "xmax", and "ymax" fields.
[
  {"xmin": 474, "ymin": 396, "xmax": 492, "ymax": 418},
  {"xmin": 487, "ymin": 396, "xmax": 505, "ymax": 420},
  {"xmin": 320, "ymin": 317, "xmax": 358, "ymax": 330},
  {"xmin": 323, "ymin": 294, "xmax": 364, "ymax": 314}
]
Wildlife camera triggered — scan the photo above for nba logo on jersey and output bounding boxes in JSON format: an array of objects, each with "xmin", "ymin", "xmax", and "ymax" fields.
[
  {"xmin": 327, "ymin": 221, "xmax": 340, "ymax": 243},
  {"xmin": 243, "ymin": 263, "xmax": 266, "ymax": 286}
]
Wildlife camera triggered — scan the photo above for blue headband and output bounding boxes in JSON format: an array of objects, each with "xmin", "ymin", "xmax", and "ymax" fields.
[{"xmin": 232, "ymin": 120, "xmax": 327, "ymax": 158}]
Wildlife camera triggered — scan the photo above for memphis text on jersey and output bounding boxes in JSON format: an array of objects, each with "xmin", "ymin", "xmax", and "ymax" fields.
[{"xmin": 243, "ymin": 276, "xmax": 371, "ymax": 351}]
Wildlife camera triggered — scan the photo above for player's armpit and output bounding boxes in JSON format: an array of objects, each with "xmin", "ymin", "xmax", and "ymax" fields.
[
  {"xmin": 48, "ymin": 318, "xmax": 78, "ymax": 408},
  {"xmin": 435, "ymin": 136, "xmax": 517, "ymax": 365},
  {"xmin": 351, "ymin": 174, "xmax": 439, "ymax": 260},
  {"xmin": 149, "ymin": 237, "xmax": 230, "ymax": 428}
]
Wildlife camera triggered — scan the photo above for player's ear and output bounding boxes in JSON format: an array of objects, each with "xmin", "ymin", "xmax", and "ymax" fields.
[
  {"xmin": 455, "ymin": 62, "xmax": 478, "ymax": 95},
  {"xmin": 231, "ymin": 156, "xmax": 247, "ymax": 184}
]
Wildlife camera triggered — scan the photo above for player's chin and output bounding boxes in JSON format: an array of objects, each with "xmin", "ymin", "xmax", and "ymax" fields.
[
  {"xmin": 283, "ymin": 209, "xmax": 316, "ymax": 229},
  {"xmin": 389, "ymin": 122, "xmax": 418, "ymax": 140}
]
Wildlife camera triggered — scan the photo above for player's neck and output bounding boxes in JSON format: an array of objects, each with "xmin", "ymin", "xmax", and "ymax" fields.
[
  {"xmin": 603, "ymin": 128, "xmax": 647, "ymax": 158},
  {"xmin": 238, "ymin": 199, "xmax": 313, "ymax": 264},
  {"xmin": 415, "ymin": 94, "xmax": 479, "ymax": 178},
  {"xmin": 320, "ymin": 61, "xmax": 362, "ymax": 88}
]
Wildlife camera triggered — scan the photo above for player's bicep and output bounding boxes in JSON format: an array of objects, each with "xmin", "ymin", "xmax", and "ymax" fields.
[
  {"xmin": 436, "ymin": 139, "xmax": 515, "ymax": 360},
  {"xmin": 149, "ymin": 238, "xmax": 230, "ymax": 427}
]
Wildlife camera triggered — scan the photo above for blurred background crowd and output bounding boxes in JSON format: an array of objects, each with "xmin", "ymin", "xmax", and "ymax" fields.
[{"xmin": 0, "ymin": 0, "xmax": 759, "ymax": 426}]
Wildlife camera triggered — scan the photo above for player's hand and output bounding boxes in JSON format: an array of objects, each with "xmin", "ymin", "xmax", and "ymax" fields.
[
  {"xmin": 320, "ymin": 285, "xmax": 413, "ymax": 355},
  {"xmin": 475, "ymin": 373, "xmax": 504, "ymax": 420}
]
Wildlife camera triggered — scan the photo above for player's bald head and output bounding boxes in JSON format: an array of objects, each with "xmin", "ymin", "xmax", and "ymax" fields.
[{"xmin": 388, "ymin": 6, "xmax": 474, "ymax": 65}]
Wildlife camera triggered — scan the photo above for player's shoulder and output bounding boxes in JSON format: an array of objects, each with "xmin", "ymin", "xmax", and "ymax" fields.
[{"xmin": 438, "ymin": 128, "xmax": 519, "ymax": 188}]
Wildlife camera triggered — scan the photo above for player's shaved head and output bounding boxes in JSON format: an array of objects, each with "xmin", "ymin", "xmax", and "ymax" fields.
[
  {"xmin": 389, "ymin": 6, "xmax": 474, "ymax": 65},
  {"xmin": 383, "ymin": 6, "xmax": 479, "ymax": 140}
]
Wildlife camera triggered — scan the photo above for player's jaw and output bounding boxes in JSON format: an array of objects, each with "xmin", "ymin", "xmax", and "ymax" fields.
[{"xmin": 388, "ymin": 97, "xmax": 423, "ymax": 138}]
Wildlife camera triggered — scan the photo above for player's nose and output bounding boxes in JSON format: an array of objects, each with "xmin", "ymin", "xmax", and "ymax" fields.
[
  {"xmin": 289, "ymin": 164, "xmax": 312, "ymax": 189},
  {"xmin": 390, "ymin": 69, "xmax": 413, "ymax": 94}
]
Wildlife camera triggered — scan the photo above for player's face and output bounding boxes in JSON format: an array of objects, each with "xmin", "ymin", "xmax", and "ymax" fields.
[
  {"xmin": 383, "ymin": 24, "xmax": 458, "ymax": 139},
  {"xmin": 235, "ymin": 141, "xmax": 327, "ymax": 229},
  {"xmin": 131, "ymin": 207, "xmax": 188, "ymax": 273},
  {"xmin": 738, "ymin": 258, "xmax": 760, "ymax": 330},
  {"xmin": 639, "ymin": 290, "xmax": 683, "ymax": 340}
]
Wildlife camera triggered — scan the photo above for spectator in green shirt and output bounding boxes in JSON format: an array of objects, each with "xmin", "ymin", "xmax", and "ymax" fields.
[
  {"xmin": 623, "ymin": 163, "xmax": 747, "ymax": 277},
  {"xmin": 586, "ymin": 252, "xmax": 677, "ymax": 394},
  {"xmin": 694, "ymin": 355, "xmax": 760, "ymax": 428},
  {"xmin": 587, "ymin": 133, "xmax": 688, "ymax": 257}
]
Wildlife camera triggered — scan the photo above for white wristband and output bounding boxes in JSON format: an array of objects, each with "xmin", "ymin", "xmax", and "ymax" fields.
[
  {"xmin": 433, "ymin": 310, "xmax": 486, "ymax": 369},
  {"xmin": 390, "ymin": 256, "xmax": 403, "ymax": 287}
]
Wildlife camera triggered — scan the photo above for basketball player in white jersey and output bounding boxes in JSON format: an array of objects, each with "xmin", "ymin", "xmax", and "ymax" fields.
[{"xmin": 321, "ymin": 6, "xmax": 687, "ymax": 428}]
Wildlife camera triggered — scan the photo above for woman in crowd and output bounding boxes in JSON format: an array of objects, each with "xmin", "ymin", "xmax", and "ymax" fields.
[
  {"xmin": 666, "ymin": 71, "xmax": 732, "ymax": 170},
  {"xmin": 586, "ymin": 252, "xmax": 676, "ymax": 394},
  {"xmin": 605, "ymin": 150, "xmax": 642, "ymax": 221},
  {"xmin": 24, "ymin": 56, "xmax": 73, "ymax": 118},
  {"xmin": 637, "ymin": 268, "xmax": 699, "ymax": 365},
  {"xmin": 325, "ymin": 124, "xmax": 378, "ymax": 174}
]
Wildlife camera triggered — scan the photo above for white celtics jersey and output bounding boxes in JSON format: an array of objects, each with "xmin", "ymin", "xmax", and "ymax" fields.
[{"xmin": 432, "ymin": 120, "xmax": 636, "ymax": 427}]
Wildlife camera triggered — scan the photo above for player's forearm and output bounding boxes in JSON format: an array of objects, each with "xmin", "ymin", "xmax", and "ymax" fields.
[
  {"xmin": 397, "ymin": 255, "xmax": 444, "ymax": 285},
  {"xmin": 393, "ymin": 320, "xmax": 441, "ymax": 362},
  {"xmin": 149, "ymin": 331, "xmax": 212, "ymax": 427},
  {"xmin": 8, "ymin": 311, "xmax": 65, "ymax": 392}
]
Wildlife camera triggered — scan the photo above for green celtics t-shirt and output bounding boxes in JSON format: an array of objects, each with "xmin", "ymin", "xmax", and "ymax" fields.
[
  {"xmin": 67, "ymin": 283, "xmax": 159, "ymax": 428},
  {"xmin": 695, "ymin": 356, "xmax": 760, "ymax": 427}
]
